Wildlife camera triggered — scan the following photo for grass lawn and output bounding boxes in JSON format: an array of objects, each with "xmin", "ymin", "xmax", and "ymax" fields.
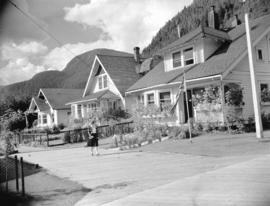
[{"xmin": 141, "ymin": 132, "xmax": 270, "ymax": 157}]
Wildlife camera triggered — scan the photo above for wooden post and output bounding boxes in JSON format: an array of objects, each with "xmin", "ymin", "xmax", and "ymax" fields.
[
  {"xmin": 244, "ymin": 11, "xmax": 263, "ymax": 138},
  {"xmin": 46, "ymin": 133, "xmax": 49, "ymax": 147},
  {"xmin": 20, "ymin": 157, "xmax": 25, "ymax": 196},
  {"xmin": 15, "ymin": 155, "xmax": 19, "ymax": 192},
  {"xmin": 220, "ymin": 80, "xmax": 226, "ymax": 124},
  {"xmin": 5, "ymin": 157, "xmax": 8, "ymax": 192}
]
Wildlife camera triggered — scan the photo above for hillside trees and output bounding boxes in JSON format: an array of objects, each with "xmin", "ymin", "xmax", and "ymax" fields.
[{"xmin": 142, "ymin": 0, "xmax": 270, "ymax": 57}]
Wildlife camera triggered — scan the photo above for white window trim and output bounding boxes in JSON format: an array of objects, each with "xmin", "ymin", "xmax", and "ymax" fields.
[
  {"xmin": 97, "ymin": 73, "xmax": 108, "ymax": 91},
  {"xmin": 259, "ymin": 81, "xmax": 270, "ymax": 103},
  {"xmin": 256, "ymin": 47, "xmax": 264, "ymax": 61},
  {"xmin": 158, "ymin": 89, "xmax": 172, "ymax": 107},
  {"xmin": 171, "ymin": 45, "xmax": 195, "ymax": 71},
  {"xmin": 145, "ymin": 92, "xmax": 155, "ymax": 106}
]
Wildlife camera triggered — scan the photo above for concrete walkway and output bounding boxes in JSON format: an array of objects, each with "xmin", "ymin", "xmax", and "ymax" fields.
[
  {"xmin": 14, "ymin": 142, "xmax": 269, "ymax": 206},
  {"xmin": 96, "ymin": 154, "xmax": 270, "ymax": 206}
]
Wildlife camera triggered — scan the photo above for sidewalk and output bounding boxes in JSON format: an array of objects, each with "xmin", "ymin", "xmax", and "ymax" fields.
[{"xmin": 87, "ymin": 154, "xmax": 270, "ymax": 206}]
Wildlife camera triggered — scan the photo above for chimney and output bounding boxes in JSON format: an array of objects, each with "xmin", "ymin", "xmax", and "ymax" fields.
[
  {"xmin": 231, "ymin": 14, "xmax": 241, "ymax": 28},
  {"xmin": 134, "ymin": 47, "xmax": 140, "ymax": 63},
  {"xmin": 177, "ymin": 25, "xmax": 182, "ymax": 38},
  {"xmin": 208, "ymin": 5, "xmax": 219, "ymax": 29}
]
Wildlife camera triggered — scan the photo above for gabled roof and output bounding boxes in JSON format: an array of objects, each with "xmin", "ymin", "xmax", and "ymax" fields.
[
  {"xmin": 66, "ymin": 90, "xmax": 119, "ymax": 105},
  {"xmin": 40, "ymin": 88, "xmax": 83, "ymax": 110},
  {"xmin": 30, "ymin": 97, "xmax": 50, "ymax": 112},
  {"xmin": 159, "ymin": 25, "xmax": 230, "ymax": 53},
  {"xmin": 186, "ymin": 14, "xmax": 270, "ymax": 80},
  {"xmin": 127, "ymin": 14, "xmax": 270, "ymax": 93},
  {"xmin": 126, "ymin": 61, "xmax": 195, "ymax": 92},
  {"xmin": 97, "ymin": 54, "xmax": 141, "ymax": 94}
]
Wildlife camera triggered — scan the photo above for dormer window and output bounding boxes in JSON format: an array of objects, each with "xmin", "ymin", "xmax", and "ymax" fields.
[
  {"xmin": 184, "ymin": 47, "xmax": 194, "ymax": 65},
  {"xmin": 171, "ymin": 47, "xmax": 194, "ymax": 71},
  {"xmin": 98, "ymin": 74, "xmax": 108, "ymax": 90},
  {"xmin": 173, "ymin": 51, "xmax": 182, "ymax": 68}
]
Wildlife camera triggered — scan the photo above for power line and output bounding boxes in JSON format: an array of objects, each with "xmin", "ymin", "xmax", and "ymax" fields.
[{"xmin": 7, "ymin": 0, "xmax": 92, "ymax": 69}]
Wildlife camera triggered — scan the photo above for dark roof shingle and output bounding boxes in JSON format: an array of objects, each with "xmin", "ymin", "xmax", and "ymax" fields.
[
  {"xmin": 41, "ymin": 88, "xmax": 83, "ymax": 109},
  {"xmin": 97, "ymin": 55, "xmax": 141, "ymax": 94}
]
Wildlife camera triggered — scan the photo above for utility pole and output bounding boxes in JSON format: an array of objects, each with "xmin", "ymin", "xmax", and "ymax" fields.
[{"xmin": 242, "ymin": 0, "xmax": 263, "ymax": 138}]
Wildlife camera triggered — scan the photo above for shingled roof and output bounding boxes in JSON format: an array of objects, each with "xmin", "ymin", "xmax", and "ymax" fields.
[
  {"xmin": 97, "ymin": 54, "xmax": 141, "ymax": 94},
  {"xmin": 127, "ymin": 14, "xmax": 270, "ymax": 93},
  {"xmin": 32, "ymin": 97, "xmax": 50, "ymax": 112},
  {"xmin": 186, "ymin": 14, "xmax": 270, "ymax": 80},
  {"xmin": 66, "ymin": 90, "xmax": 119, "ymax": 104},
  {"xmin": 40, "ymin": 88, "xmax": 83, "ymax": 110}
]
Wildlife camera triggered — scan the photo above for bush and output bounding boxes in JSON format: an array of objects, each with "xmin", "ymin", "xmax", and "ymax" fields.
[
  {"xmin": 63, "ymin": 132, "xmax": 71, "ymax": 143},
  {"xmin": 0, "ymin": 132, "xmax": 16, "ymax": 155},
  {"xmin": 58, "ymin": 123, "xmax": 65, "ymax": 130},
  {"xmin": 52, "ymin": 125, "xmax": 60, "ymax": 134}
]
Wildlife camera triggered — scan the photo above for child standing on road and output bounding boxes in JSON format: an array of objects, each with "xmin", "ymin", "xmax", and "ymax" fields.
[{"xmin": 88, "ymin": 120, "xmax": 100, "ymax": 156}]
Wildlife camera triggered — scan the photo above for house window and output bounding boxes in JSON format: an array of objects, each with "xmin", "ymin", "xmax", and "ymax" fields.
[
  {"xmin": 71, "ymin": 105, "xmax": 76, "ymax": 116},
  {"xmin": 183, "ymin": 47, "xmax": 194, "ymax": 66},
  {"xmin": 159, "ymin": 92, "xmax": 171, "ymax": 110},
  {"xmin": 91, "ymin": 103, "xmax": 97, "ymax": 110},
  {"xmin": 261, "ymin": 83, "xmax": 268, "ymax": 92},
  {"xmin": 98, "ymin": 76, "xmax": 103, "ymax": 89},
  {"xmin": 257, "ymin": 49, "xmax": 263, "ymax": 61},
  {"xmin": 147, "ymin": 93, "xmax": 155, "ymax": 105},
  {"xmin": 42, "ymin": 114, "xmax": 47, "ymax": 124},
  {"xmin": 172, "ymin": 51, "xmax": 182, "ymax": 68},
  {"xmin": 98, "ymin": 74, "xmax": 108, "ymax": 90},
  {"xmin": 261, "ymin": 83, "xmax": 270, "ymax": 102},
  {"xmin": 38, "ymin": 115, "xmax": 41, "ymax": 125},
  {"xmin": 77, "ymin": 105, "xmax": 82, "ymax": 118},
  {"xmin": 103, "ymin": 75, "xmax": 108, "ymax": 88},
  {"xmin": 52, "ymin": 113, "xmax": 54, "ymax": 123}
]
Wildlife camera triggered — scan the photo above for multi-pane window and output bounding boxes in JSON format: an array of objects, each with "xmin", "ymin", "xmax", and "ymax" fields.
[
  {"xmin": 98, "ymin": 74, "xmax": 108, "ymax": 90},
  {"xmin": 183, "ymin": 47, "xmax": 194, "ymax": 66},
  {"xmin": 172, "ymin": 51, "xmax": 182, "ymax": 68},
  {"xmin": 147, "ymin": 93, "xmax": 155, "ymax": 105},
  {"xmin": 159, "ymin": 92, "xmax": 171, "ymax": 110},
  {"xmin": 137, "ymin": 95, "xmax": 145, "ymax": 104},
  {"xmin": 260, "ymin": 83, "xmax": 270, "ymax": 102},
  {"xmin": 42, "ymin": 114, "xmax": 47, "ymax": 124}
]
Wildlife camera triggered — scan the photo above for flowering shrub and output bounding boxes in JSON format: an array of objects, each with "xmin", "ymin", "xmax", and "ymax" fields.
[{"xmin": 192, "ymin": 86, "xmax": 222, "ymax": 107}]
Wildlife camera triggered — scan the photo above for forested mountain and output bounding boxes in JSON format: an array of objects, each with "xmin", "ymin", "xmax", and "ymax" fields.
[
  {"xmin": 0, "ymin": 49, "xmax": 132, "ymax": 102},
  {"xmin": 142, "ymin": 0, "xmax": 270, "ymax": 57}
]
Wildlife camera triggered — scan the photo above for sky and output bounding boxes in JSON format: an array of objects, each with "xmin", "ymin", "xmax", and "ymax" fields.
[{"xmin": 0, "ymin": 0, "xmax": 193, "ymax": 86}]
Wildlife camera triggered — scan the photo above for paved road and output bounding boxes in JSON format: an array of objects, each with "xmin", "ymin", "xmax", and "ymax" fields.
[
  {"xmin": 98, "ymin": 154, "xmax": 270, "ymax": 206},
  {"xmin": 14, "ymin": 138, "xmax": 269, "ymax": 206}
]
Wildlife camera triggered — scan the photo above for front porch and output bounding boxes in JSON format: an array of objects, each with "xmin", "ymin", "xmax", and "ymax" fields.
[
  {"xmin": 181, "ymin": 78, "xmax": 244, "ymax": 125},
  {"xmin": 70, "ymin": 90, "xmax": 124, "ymax": 120}
]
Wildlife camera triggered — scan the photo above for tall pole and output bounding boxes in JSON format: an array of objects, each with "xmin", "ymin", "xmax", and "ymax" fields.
[
  {"xmin": 244, "ymin": 6, "xmax": 263, "ymax": 138},
  {"xmin": 184, "ymin": 72, "xmax": 192, "ymax": 143}
]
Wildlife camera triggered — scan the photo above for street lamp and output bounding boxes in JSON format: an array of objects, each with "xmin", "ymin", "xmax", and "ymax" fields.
[{"xmin": 241, "ymin": 0, "xmax": 263, "ymax": 138}]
